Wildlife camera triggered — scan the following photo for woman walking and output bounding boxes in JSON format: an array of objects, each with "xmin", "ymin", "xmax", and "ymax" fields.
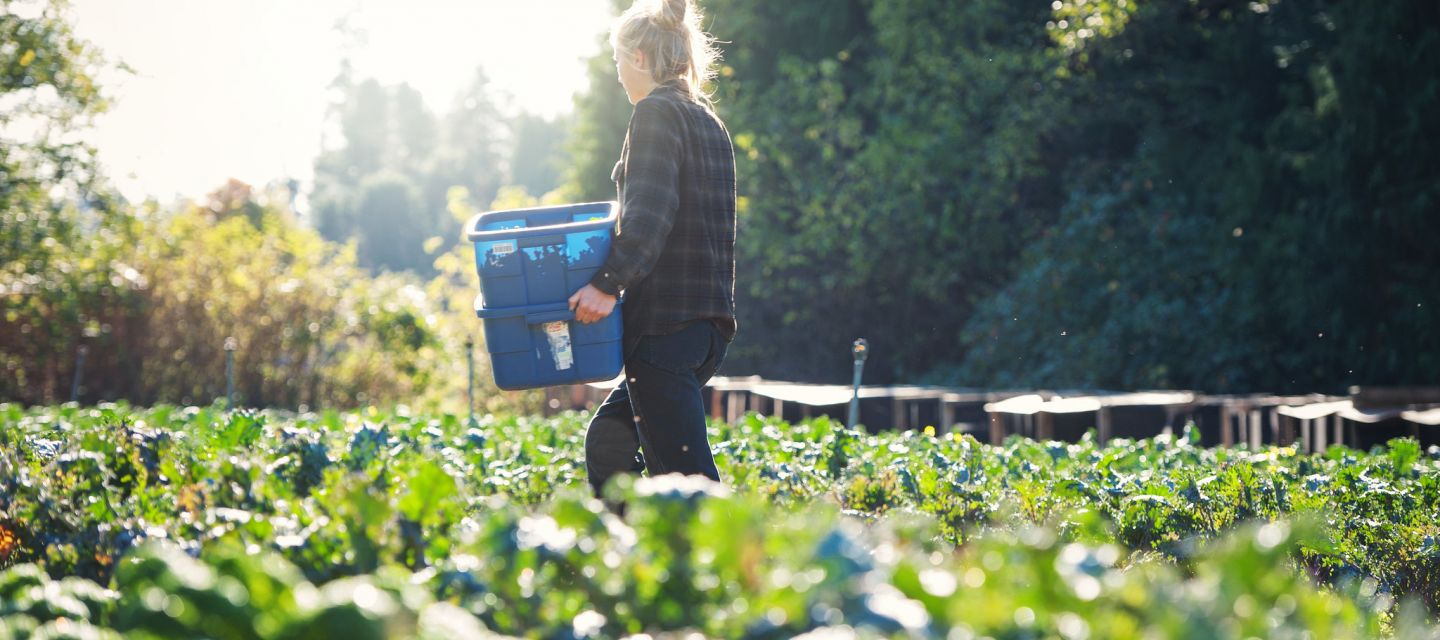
[{"xmin": 567, "ymin": 0, "xmax": 736, "ymax": 504}]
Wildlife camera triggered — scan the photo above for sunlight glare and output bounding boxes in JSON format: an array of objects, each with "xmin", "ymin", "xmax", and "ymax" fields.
[{"xmin": 65, "ymin": 0, "xmax": 615, "ymax": 203}]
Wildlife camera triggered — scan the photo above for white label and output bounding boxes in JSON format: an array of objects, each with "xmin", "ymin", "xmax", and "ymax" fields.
[
  {"xmin": 543, "ymin": 321, "xmax": 574, "ymax": 370},
  {"xmin": 491, "ymin": 241, "xmax": 516, "ymax": 257}
]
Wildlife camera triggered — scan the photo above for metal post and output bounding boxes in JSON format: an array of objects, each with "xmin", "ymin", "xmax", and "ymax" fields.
[
  {"xmin": 847, "ymin": 338, "xmax": 868, "ymax": 429},
  {"xmin": 70, "ymin": 345, "xmax": 88, "ymax": 403},
  {"xmin": 224, "ymin": 337, "xmax": 237, "ymax": 409},
  {"xmin": 465, "ymin": 339, "xmax": 478, "ymax": 426}
]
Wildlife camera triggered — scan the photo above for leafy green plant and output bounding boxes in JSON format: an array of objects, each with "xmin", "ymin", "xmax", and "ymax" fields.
[{"xmin": 1, "ymin": 404, "xmax": 1438, "ymax": 636}]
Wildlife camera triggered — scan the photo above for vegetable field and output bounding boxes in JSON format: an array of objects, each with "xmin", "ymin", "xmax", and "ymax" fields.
[{"xmin": 2, "ymin": 404, "xmax": 1439, "ymax": 638}]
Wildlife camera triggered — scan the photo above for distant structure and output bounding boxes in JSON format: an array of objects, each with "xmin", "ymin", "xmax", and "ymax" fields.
[{"xmin": 543, "ymin": 379, "xmax": 1440, "ymax": 451}]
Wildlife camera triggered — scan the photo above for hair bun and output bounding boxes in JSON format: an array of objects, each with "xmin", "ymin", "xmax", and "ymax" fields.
[
  {"xmin": 612, "ymin": 0, "xmax": 720, "ymax": 103},
  {"xmin": 655, "ymin": 0, "xmax": 688, "ymax": 31}
]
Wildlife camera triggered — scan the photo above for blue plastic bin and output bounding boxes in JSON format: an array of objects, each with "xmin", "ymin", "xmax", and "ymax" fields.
[
  {"xmin": 466, "ymin": 202, "xmax": 618, "ymax": 309},
  {"xmin": 466, "ymin": 202, "xmax": 624, "ymax": 390},
  {"xmin": 473, "ymin": 300, "xmax": 624, "ymax": 390}
]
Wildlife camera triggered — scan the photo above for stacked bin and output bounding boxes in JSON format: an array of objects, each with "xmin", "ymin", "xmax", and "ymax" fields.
[{"xmin": 466, "ymin": 202, "xmax": 624, "ymax": 390}]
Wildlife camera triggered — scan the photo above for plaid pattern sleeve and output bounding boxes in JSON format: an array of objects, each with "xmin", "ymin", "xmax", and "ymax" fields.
[
  {"xmin": 589, "ymin": 98, "xmax": 683, "ymax": 296},
  {"xmin": 588, "ymin": 82, "xmax": 738, "ymax": 345}
]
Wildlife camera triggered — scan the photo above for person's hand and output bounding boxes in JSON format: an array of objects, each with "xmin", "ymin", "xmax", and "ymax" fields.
[{"xmin": 568, "ymin": 284, "xmax": 617, "ymax": 324}]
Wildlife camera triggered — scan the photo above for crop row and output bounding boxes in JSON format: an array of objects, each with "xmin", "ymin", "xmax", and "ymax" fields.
[{"xmin": 1, "ymin": 403, "xmax": 1438, "ymax": 637}]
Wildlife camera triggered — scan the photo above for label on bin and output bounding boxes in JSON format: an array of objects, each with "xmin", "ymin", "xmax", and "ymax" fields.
[
  {"xmin": 544, "ymin": 321, "xmax": 574, "ymax": 370},
  {"xmin": 491, "ymin": 241, "xmax": 516, "ymax": 257}
]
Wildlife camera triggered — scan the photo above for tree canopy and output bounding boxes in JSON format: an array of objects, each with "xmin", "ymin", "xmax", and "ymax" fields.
[{"xmin": 564, "ymin": 0, "xmax": 1440, "ymax": 393}]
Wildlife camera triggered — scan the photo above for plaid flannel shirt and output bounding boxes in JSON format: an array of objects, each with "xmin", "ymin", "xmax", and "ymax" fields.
[{"xmin": 589, "ymin": 81, "xmax": 738, "ymax": 352}]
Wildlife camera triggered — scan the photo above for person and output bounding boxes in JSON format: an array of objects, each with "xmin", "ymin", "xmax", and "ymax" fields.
[{"xmin": 567, "ymin": 0, "xmax": 737, "ymax": 505}]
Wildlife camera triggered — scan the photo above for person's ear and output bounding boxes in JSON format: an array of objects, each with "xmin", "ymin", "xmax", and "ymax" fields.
[{"xmin": 631, "ymin": 50, "xmax": 648, "ymax": 71}]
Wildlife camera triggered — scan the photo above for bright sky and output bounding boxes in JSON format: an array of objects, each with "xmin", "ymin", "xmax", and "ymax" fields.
[{"xmin": 67, "ymin": 0, "xmax": 617, "ymax": 205}]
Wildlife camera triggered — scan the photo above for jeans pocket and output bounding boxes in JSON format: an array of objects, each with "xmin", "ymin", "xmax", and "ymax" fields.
[
  {"xmin": 628, "ymin": 323, "xmax": 712, "ymax": 376},
  {"xmin": 698, "ymin": 325, "xmax": 728, "ymax": 381}
]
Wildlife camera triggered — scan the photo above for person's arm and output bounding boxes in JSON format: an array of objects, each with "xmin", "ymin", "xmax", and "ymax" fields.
[{"xmin": 589, "ymin": 98, "xmax": 683, "ymax": 295}]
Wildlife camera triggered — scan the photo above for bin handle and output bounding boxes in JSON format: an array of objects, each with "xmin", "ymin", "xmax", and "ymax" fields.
[{"xmin": 525, "ymin": 309, "xmax": 576, "ymax": 325}]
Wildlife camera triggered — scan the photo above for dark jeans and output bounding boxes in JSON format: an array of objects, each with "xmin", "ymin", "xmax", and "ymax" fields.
[{"xmin": 584, "ymin": 320, "xmax": 728, "ymax": 499}]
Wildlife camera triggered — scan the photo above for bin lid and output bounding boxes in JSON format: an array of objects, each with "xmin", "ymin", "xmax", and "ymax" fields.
[{"xmin": 465, "ymin": 201, "xmax": 616, "ymax": 243}]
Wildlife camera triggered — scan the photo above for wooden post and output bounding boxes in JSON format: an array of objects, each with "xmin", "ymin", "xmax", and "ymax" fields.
[
  {"xmin": 1036, "ymin": 412, "xmax": 1054, "ymax": 441},
  {"xmin": 1278, "ymin": 414, "xmax": 1296, "ymax": 447},
  {"xmin": 70, "ymin": 345, "xmax": 88, "ymax": 403},
  {"xmin": 711, "ymin": 388, "xmax": 723, "ymax": 420},
  {"xmin": 1235, "ymin": 405, "xmax": 1249, "ymax": 449},
  {"xmin": 1220, "ymin": 404, "xmax": 1234, "ymax": 447},
  {"xmin": 1235, "ymin": 408, "xmax": 1246, "ymax": 448},
  {"xmin": 1249, "ymin": 409, "xmax": 1262, "ymax": 449},
  {"xmin": 942, "ymin": 402, "xmax": 955, "ymax": 433},
  {"xmin": 988, "ymin": 412, "xmax": 1005, "ymax": 445},
  {"xmin": 224, "ymin": 337, "xmax": 238, "ymax": 410},
  {"xmin": 1097, "ymin": 406, "xmax": 1113, "ymax": 444},
  {"xmin": 893, "ymin": 397, "xmax": 906, "ymax": 431}
]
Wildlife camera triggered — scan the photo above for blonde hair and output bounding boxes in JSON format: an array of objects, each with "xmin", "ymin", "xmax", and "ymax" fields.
[{"xmin": 611, "ymin": 0, "xmax": 721, "ymax": 105}]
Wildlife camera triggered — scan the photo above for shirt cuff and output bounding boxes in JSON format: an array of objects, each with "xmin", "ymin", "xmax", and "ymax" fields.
[{"xmin": 590, "ymin": 269, "xmax": 623, "ymax": 296}]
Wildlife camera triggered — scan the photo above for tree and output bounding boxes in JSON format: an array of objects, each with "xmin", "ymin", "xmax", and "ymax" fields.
[
  {"xmin": 312, "ymin": 67, "xmax": 515, "ymax": 274},
  {"xmin": 953, "ymin": 0, "xmax": 1440, "ymax": 393},
  {"xmin": 426, "ymin": 68, "xmax": 507, "ymax": 235},
  {"xmin": 508, "ymin": 112, "xmax": 570, "ymax": 199},
  {"xmin": 0, "ymin": 0, "xmax": 138, "ymax": 404},
  {"xmin": 351, "ymin": 171, "xmax": 427, "ymax": 273},
  {"xmin": 700, "ymin": 0, "xmax": 1063, "ymax": 383}
]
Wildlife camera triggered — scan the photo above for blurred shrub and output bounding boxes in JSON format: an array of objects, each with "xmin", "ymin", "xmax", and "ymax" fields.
[
  {"xmin": 0, "ymin": 200, "xmax": 146, "ymax": 404},
  {"xmin": 1, "ymin": 179, "xmax": 504, "ymax": 412},
  {"xmin": 133, "ymin": 179, "xmax": 440, "ymax": 408}
]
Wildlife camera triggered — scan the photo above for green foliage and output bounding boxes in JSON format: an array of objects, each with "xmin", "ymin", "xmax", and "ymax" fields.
[
  {"xmin": 687, "ymin": 0, "xmax": 879, "ymax": 381},
  {"xmin": 0, "ymin": 0, "xmax": 112, "ymax": 190},
  {"xmin": 955, "ymin": 179, "xmax": 1246, "ymax": 389},
  {"xmin": 130, "ymin": 182, "xmax": 447, "ymax": 409},
  {"xmin": 0, "ymin": 0, "xmax": 135, "ymax": 403},
  {"xmin": 947, "ymin": 0, "xmax": 1440, "ymax": 393},
  {"xmin": 2, "ymin": 404, "xmax": 1440, "ymax": 636},
  {"xmin": 561, "ymin": 0, "xmax": 1440, "ymax": 391}
]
